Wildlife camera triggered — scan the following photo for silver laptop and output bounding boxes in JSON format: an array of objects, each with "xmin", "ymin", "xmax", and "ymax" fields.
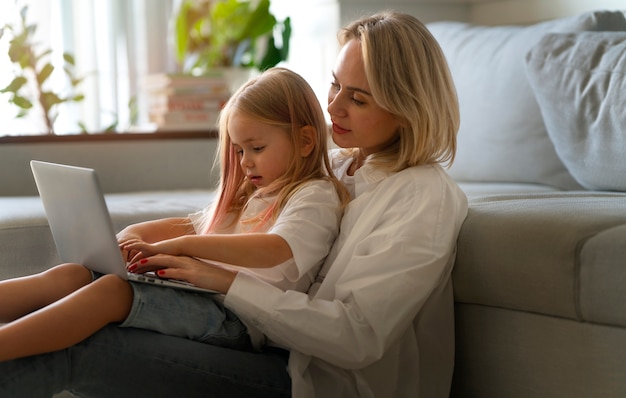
[{"xmin": 30, "ymin": 160, "xmax": 216, "ymax": 293}]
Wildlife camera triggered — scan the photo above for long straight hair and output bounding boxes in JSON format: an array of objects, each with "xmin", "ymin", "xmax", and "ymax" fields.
[
  {"xmin": 338, "ymin": 11, "xmax": 459, "ymax": 171},
  {"xmin": 203, "ymin": 67, "xmax": 349, "ymax": 233}
]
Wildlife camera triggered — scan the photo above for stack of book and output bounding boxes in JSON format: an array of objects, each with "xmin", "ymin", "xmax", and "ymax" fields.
[{"xmin": 143, "ymin": 73, "xmax": 230, "ymax": 131}]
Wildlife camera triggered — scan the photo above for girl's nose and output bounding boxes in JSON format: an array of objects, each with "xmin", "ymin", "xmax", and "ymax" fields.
[{"xmin": 240, "ymin": 152, "xmax": 253, "ymax": 168}]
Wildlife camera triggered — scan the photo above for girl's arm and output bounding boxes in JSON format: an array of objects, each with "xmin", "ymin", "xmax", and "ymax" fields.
[
  {"xmin": 126, "ymin": 180, "xmax": 342, "ymax": 269},
  {"xmin": 125, "ymin": 233, "xmax": 292, "ymax": 268},
  {"xmin": 117, "ymin": 217, "xmax": 195, "ymax": 244},
  {"xmin": 117, "ymin": 217, "xmax": 196, "ymax": 262}
]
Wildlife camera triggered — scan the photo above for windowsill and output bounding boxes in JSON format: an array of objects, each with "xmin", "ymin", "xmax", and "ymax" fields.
[{"xmin": 0, "ymin": 130, "xmax": 218, "ymax": 144}]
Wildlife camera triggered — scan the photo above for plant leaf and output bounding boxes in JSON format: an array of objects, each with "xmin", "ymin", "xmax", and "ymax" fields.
[
  {"xmin": 279, "ymin": 17, "xmax": 291, "ymax": 60},
  {"xmin": 240, "ymin": 0, "xmax": 275, "ymax": 40},
  {"xmin": 12, "ymin": 94, "xmax": 33, "ymax": 109},
  {"xmin": 1, "ymin": 76, "xmax": 28, "ymax": 93},
  {"xmin": 37, "ymin": 63, "xmax": 54, "ymax": 85},
  {"xmin": 41, "ymin": 91, "xmax": 63, "ymax": 110},
  {"xmin": 63, "ymin": 52, "xmax": 76, "ymax": 65}
]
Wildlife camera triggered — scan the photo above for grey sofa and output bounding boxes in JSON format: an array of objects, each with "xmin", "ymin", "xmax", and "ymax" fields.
[
  {"xmin": 2, "ymin": 10, "xmax": 626, "ymax": 398},
  {"xmin": 427, "ymin": 10, "xmax": 626, "ymax": 397}
]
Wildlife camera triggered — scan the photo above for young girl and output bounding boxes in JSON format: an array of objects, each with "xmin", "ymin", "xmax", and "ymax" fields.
[{"xmin": 0, "ymin": 67, "xmax": 348, "ymax": 361}]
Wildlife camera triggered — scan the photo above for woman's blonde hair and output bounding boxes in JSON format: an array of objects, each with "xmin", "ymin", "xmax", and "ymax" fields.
[
  {"xmin": 339, "ymin": 11, "xmax": 459, "ymax": 171},
  {"xmin": 204, "ymin": 67, "xmax": 349, "ymax": 233}
]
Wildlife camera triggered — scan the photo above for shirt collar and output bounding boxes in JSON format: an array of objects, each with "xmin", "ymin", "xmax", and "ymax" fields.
[{"xmin": 353, "ymin": 161, "xmax": 393, "ymax": 197}]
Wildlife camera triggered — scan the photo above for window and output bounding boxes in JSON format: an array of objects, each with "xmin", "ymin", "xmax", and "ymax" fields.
[{"xmin": 0, "ymin": 0, "xmax": 339, "ymax": 136}]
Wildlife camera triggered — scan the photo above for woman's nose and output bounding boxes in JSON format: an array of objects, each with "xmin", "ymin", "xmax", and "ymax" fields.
[{"xmin": 327, "ymin": 93, "xmax": 345, "ymax": 117}]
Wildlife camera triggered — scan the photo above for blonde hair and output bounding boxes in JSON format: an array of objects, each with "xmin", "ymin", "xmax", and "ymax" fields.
[
  {"xmin": 339, "ymin": 11, "xmax": 459, "ymax": 171},
  {"xmin": 205, "ymin": 67, "xmax": 349, "ymax": 233}
]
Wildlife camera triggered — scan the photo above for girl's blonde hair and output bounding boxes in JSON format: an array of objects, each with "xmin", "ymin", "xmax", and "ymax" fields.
[
  {"xmin": 205, "ymin": 67, "xmax": 348, "ymax": 233},
  {"xmin": 339, "ymin": 11, "xmax": 459, "ymax": 171}
]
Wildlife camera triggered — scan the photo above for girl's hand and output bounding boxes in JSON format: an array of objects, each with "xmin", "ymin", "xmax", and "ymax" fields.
[
  {"xmin": 122, "ymin": 238, "xmax": 182, "ymax": 264},
  {"xmin": 127, "ymin": 254, "xmax": 237, "ymax": 294},
  {"xmin": 117, "ymin": 232, "xmax": 142, "ymax": 263}
]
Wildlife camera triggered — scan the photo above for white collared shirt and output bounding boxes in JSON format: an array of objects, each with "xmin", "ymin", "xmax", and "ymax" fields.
[{"xmin": 226, "ymin": 149, "xmax": 468, "ymax": 397}]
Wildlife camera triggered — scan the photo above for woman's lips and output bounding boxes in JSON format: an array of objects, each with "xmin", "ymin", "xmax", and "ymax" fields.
[{"xmin": 332, "ymin": 123, "xmax": 350, "ymax": 135}]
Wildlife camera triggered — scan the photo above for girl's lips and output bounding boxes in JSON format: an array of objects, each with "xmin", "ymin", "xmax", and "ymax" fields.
[
  {"xmin": 247, "ymin": 175, "xmax": 262, "ymax": 185},
  {"xmin": 332, "ymin": 123, "xmax": 350, "ymax": 135}
]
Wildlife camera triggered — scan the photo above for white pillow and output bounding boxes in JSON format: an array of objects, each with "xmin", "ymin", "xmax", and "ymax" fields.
[
  {"xmin": 427, "ymin": 11, "xmax": 626, "ymax": 189},
  {"xmin": 525, "ymin": 32, "xmax": 626, "ymax": 191}
]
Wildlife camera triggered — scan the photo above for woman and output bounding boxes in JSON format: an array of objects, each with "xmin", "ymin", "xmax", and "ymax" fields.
[{"xmin": 0, "ymin": 11, "xmax": 467, "ymax": 398}]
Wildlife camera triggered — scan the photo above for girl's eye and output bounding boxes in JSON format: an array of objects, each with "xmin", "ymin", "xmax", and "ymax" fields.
[{"xmin": 252, "ymin": 146, "xmax": 265, "ymax": 152}]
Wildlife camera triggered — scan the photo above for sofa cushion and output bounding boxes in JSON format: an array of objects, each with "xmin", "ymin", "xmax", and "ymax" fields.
[
  {"xmin": 427, "ymin": 11, "xmax": 626, "ymax": 189},
  {"xmin": 580, "ymin": 224, "xmax": 626, "ymax": 327},
  {"xmin": 525, "ymin": 32, "xmax": 626, "ymax": 191},
  {"xmin": 453, "ymin": 192, "xmax": 626, "ymax": 327}
]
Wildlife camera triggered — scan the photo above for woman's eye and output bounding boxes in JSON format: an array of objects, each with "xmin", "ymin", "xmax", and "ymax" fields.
[
  {"xmin": 351, "ymin": 97, "xmax": 365, "ymax": 106},
  {"xmin": 330, "ymin": 81, "xmax": 340, "ymax": 93},
  {"xmin": 252, "ymin": 146, "xmax": 265, "ymax": 152}
]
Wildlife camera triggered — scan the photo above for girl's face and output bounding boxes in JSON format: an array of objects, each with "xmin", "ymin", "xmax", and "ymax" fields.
[
  {"xmin": 327, "ymin": 39, "xmax": 401, "ymax": 156},
  {"xmin": 228, "ymin": 111, "xmax": 292, "ymax": 188}
]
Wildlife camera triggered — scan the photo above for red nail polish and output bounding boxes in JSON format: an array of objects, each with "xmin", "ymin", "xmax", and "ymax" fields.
[
  {"xmin": 157, "ymin": 270, "xmax": 165, "ymax": 276},
  {"xmin": 128, "ymin": 264, "xmax": 137, "ymax": 272},
  {"xmin": 140, "ymin": 259, "xmax": 148, "ymax": 264}
]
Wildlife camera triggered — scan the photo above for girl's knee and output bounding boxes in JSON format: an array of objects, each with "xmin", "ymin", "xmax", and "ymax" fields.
[
  {"xmin": 44, "ymin": 263, "xmax": 93, "ymax": 287},
  {"xmin": 93, "ymin": 274, "xmax": 133, "ymax": 296}
]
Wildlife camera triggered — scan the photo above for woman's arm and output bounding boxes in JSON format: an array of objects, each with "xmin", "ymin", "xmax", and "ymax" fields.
[
  {"xmin": 226, "ymin": 167, "xmax": 468, "ymax": 368},
  {"xmin": 130, "ymin": 254, "xmax": 239, "ymax": 293}
]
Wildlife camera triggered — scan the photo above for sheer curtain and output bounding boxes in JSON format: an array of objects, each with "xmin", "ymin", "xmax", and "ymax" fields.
[
  {"xmin": 0, "ymin": 0, "xmax": 338, "ymax": 136},
  {"xmin": 62, "ymin": 0, "xmax": 175, "ymax": 133}
]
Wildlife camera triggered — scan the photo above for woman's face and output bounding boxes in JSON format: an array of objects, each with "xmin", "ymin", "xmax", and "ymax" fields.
[{"xmin": 327, "ymin": 39, "xmax": 400, "ymax": 156}]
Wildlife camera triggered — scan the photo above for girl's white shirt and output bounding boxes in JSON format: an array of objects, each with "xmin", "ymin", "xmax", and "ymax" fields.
[
  {"xmin": 225, "ymin": 149, "xmax": 468, "ymax": 398},
  {"xmin": 190, "ymin": 179, "xmax": 343, "ymax": 293}
]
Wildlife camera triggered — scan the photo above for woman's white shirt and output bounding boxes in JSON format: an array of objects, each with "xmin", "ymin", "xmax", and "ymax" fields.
[{"xmin": 225, "ymin": 149, "xmax": 468, "ymax": 397}]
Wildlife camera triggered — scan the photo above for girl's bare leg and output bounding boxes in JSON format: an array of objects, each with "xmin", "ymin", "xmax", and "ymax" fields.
[
  {"xmin": 0, "ymin": 273, "xmax": 133, "ymax": 362},
  {"xmin": 0, "ymin": 263, "xmax": 93, "ymax": 323}
]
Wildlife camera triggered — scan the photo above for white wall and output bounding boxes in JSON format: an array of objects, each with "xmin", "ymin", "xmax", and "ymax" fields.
[
  {"xmin": 337, "ymin": 1, "xmax": 470, "ymax": 25},
  {"xmin": 272, "ymin": 0, "xmax": 340, "ymax": 117},
  {"xmin": 470, "ymin": 0, "xmax": 626, "ymax": 25},
  {"xmin": 336, "ymin": 0, "xmax": 626, "ymax": 26}
]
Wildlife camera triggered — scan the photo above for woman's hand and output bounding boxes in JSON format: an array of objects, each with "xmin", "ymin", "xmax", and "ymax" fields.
[{"xmin": 127, "ymin": 254, "xmax": 237, "ymax": 294}]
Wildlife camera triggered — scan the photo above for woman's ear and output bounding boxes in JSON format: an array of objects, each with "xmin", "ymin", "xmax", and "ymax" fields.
[{"xmin": 299, "ymin": 126, "xmax": 316, "ymax": 157}]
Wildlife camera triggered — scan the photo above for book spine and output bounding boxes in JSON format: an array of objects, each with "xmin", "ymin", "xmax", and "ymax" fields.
[
  {"xmin": 149, "ymin": 109, "xmax": 221, "ymax": 125},
  {"xmin": 149, "ymin": 96, "xmax": 228, "ymax": 112}
]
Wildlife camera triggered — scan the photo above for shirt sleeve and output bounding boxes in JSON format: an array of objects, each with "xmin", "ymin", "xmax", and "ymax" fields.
[
  {"xmin": 268, "ymin": 179, "xmax": 342, "ymax": 281},
  {"xmin": 225, "ymin": 166, "xmax": 468, "ymax": 368}
]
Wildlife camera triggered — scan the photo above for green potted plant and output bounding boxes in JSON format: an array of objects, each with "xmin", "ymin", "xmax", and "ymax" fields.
[
  {"xmin": 0, "ymin": 4, "xmax": 85, "ymax": 135},
  {"xmin": 173, "ymin": 0, "xmax": 291, "ymax": 75}
]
